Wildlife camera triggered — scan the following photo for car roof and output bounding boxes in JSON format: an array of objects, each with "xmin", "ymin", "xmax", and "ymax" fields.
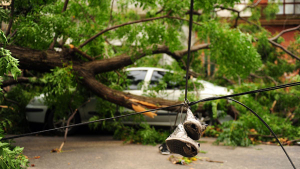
[{"xmin": 125, "ymin": 67, "xmax": 169, "ymax": 72}]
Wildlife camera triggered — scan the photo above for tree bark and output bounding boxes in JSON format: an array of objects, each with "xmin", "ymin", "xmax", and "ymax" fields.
[
  {"xmin": 79, "ymin": 70, "xmax": 182, "ymax": 111},
  {"xmin": 3, "ymin": 44, "xmax": 233, "ymax": 115}
]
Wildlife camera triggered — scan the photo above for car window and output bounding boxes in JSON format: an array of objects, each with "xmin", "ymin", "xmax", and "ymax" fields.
[
  {"xmin": 126, "ymin": 70, "xmax": 147, "ymax": 90},
  {"xmin": 149, "ymin": 71, "xmax": 180, "ymax": 89}
]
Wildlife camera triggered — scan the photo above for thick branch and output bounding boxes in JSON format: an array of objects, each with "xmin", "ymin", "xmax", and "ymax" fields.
[
  {"xmin": 269, "ymin": 25, "xmax": 300, "ymax": 41},
  {"xmin": 80, "ymin": 71, "xmax": 182, "ymax": 112},
  {"xmin": 268, "ymin": 40, "xmax": 300, "ymax": 61},
  {"xmin": 1, "ymin": 77, "xmax": 32, "ymax": 87},
  {"xmin": 5, "ymin": 0, "xmax": 15, "ymax": 37},
  {"xmin": 85, "ymin": 43, "xmax": 210, "ymax": 74},
  {"xmin": 79, "ymin": 14, "xmax": 170, "ymax": 48},
  {"xmin": 5, "ymin": 46, "xmax": 76, "ymax": 72}
]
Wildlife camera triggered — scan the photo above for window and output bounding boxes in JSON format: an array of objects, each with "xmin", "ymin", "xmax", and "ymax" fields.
[
  {"xmin": 273, "ymin": 0, "xmax": 300, "ymax": 15},
  {"xmin": 149, "ymin": 71, "xmax": 180, "ymax": 89},
  {"xmin": 126, "ymin": 70, "xmax": 147, "ymax": 90}
]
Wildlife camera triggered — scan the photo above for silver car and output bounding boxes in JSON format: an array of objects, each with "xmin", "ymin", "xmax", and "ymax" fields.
[{"xmin": 26, "ymin": 67, "xmax": 232, "ymax": 133}]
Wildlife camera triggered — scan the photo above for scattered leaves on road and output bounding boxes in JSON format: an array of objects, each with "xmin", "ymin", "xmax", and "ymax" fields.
[{"xmin": 168, "ymin": 155, "xmax": 224, "ymax": 165}]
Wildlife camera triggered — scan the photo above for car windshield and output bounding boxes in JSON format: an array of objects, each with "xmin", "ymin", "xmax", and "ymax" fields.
[
  {"xmin": 149, "ymin": 71, "xmax": 181, "ymax": 90},
  {"xmin": 126, "ymin": 70, "xmax": 147, "ymax": 90}
]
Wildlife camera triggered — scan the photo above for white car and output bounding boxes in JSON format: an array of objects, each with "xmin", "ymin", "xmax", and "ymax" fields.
[{"xmin": 26, "ymin": 67, "xmax": 232, "ymax": 134}]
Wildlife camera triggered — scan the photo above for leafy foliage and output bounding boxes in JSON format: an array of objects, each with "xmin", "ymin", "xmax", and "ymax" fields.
[
  {"xmin": 0, "ymin": 135, "xmax": 29, "ymax": 169},
  {"xmin": 212, "ymin": 83, "xmax": 300, "ymax": 146},
  {"xmin": 217, "ymin": 121, "xmax": 251, "ymax": 146},
  {"xmin": 0, "ymin": 31, "xmax": 21, "ymax": 84},
  {"xmin": 263, "ymin": 1, "xmax": 279, "ymax": 20},
  {"xmin": 0, "ymin": 31, "xmax": 28, "ymax": 168}
]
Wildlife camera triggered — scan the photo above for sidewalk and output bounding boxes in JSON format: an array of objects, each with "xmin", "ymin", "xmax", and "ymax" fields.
[{"xmin": 12, "ymin": 135, "xmax": 300, "ymax": 169}]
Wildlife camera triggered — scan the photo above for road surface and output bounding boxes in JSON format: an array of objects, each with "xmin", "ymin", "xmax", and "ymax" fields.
[{"xmin": 10, "ymin": 135, "xmax": 300, "ymax": 169}]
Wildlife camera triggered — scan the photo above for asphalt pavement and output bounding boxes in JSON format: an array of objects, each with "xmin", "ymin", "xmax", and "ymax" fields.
[{"xmin": 10, "ymin": 134, "xmax": 300, "ymax": 169}]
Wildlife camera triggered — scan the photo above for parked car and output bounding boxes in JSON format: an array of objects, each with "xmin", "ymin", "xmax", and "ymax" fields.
[{"xmin": 26, "ymin": 67, "xmax": 232, "ymax": 134}]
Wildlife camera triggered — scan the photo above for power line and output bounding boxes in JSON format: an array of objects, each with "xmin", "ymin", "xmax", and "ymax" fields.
[
  {"xmin": 228, "ymin": 98, "xmax": 296, "ymax": 169},
  {"xmin": 190, "ymin": 82, "xmax": 300, "ymax": 106},
  {"xmin": 1, "ymin": 103, "xmax": 184, "ymax": 141},
  {"xmin": 2, "ymin": 82, "xmax": 300, "ymax": 141},
  {"xmin": 185, "ymin": 0, "xmax": 194, "ymax": 102}
]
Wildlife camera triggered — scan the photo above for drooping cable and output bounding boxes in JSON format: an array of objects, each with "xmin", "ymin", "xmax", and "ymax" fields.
[
  {"xmin": 184, "ymin": 0, "xmax": 194, "ymax": 101},
  {"xmin": 227, "ymin": 98, "xmax": 296, "ymax": 169},
  {"xmin": 2, "ymin": 82, "xmax": 300, "ymax": 141},
  {"xmin": 1, "ymin": 103, "xmax": 184, "ymax": 141},
  {"xmin": 189, "ymin": 82, "xmax": 300, "ymax": 106}
]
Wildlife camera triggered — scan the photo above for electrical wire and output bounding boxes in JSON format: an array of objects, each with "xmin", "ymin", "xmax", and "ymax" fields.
[
  {"xmin": 189, "ymin": 82, "xmax": 300, "ymax": 106},
  {"xmin": 2, "ymin": 82, "xmax": 300, "ymax": 141},
  {"xmin": 184, "ymin": 0, "xmax": 194, "ymax": 101},
  {"xmin": 4, "ymin": 81, "xmax": 294, "ymax": 141},
  {"xmin": 0, "ymin": 103, "xmax": 184, "ymax": 141},
  {"xmin": 227, "ymin": 98, "xmax": 296, "ymax": 169}
]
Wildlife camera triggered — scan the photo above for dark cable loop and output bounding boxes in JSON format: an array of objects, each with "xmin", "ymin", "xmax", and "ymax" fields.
[
  {"xmin": 184, "ymin": 0, "xmax": 194, "ymax": 101},
  {"xmin": 227, "ymin": 98, "xmax": 296, "ymax": 169}
]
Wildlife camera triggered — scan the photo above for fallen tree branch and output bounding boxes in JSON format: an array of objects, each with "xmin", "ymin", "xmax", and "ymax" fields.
[
  {"xmin": 80, "ymin": 71, "xmax": 182, "ymax": 112},
  {"xmin": 84, "ymin": 43, "xmax": 210, "ymax": 75},
  {"xmin": 268, "ymin": 40, "xmax": 300, "ymax": 61},
  {"xmin": 58, "ymin": 99, "xmax": 90, "ymax": 152},
  {"xmin": 1, "ymin": 77, "xmax": 33, "ymax": 87},
  {"xmin": 269, "ymin": 25, "xmax": 300, "ymax": 41}
]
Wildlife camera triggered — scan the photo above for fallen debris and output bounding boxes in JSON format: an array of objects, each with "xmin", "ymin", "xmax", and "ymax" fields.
[
  {"xmin": 206, "ymin": 159, "xmax": 224, "ymax": 163},
  {"xmin": 168, "ymin": 155, "xmax": 224, "ymax": 165},
  {"xmin": 51, "ymin": 148, "xmax": 60, "ymax": 153}
]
